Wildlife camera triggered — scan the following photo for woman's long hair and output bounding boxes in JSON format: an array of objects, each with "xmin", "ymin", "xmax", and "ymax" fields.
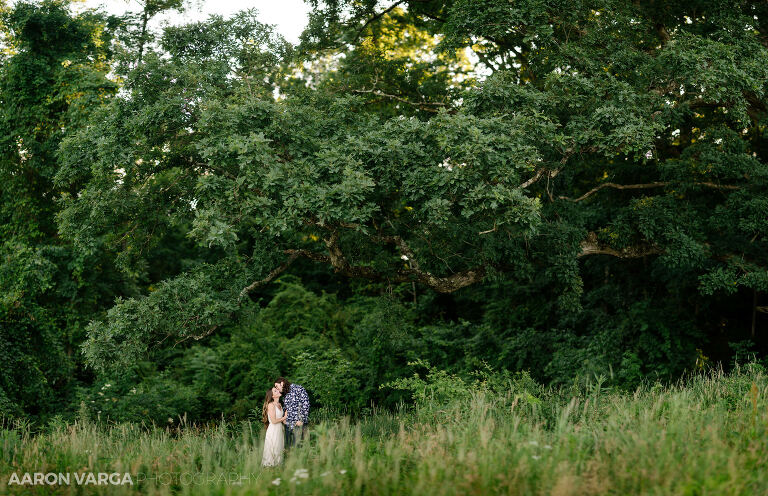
[{"xmin": 262, "ymin": 389, "xmax": 274, "ymax": 428}]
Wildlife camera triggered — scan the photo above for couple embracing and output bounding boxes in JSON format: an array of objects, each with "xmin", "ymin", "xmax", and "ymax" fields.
[{"xmin": 261, "ymin": 377, "xmax": 310, "ymax": 467}]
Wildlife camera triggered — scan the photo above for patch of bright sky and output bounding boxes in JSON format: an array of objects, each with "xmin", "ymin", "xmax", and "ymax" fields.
[{"xmin": 75, "ymin": 0, "xmax": 310, "ymax": 44}]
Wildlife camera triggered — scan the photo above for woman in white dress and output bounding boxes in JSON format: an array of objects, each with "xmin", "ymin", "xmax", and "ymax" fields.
[{"xmin": 261, "ymin": 387, "xmax": 287, "ymax": 467}]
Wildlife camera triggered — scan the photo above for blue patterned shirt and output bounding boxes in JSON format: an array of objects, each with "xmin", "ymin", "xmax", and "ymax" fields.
[{"xmin": 283, "ymin": 383, "xmax": 310, "ymax": 429}]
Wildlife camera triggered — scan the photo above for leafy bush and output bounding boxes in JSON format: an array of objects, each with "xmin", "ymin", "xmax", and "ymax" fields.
[
  {"xmin": 382, "ymin": 360, "xmax": 543, "ymax": 422},
  {"xmin": 294, "ymin": 349, "xmax": 360, "ymax": 410}
]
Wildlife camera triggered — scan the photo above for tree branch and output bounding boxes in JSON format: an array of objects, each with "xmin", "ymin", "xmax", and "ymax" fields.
[
  {"xmin": 655, "ymin": 23, "xmax": 671, "ymax": 45},
  {"xmin": 351, "ymin": 88, "xmax": 448, "ymax": 112},
  {"xmin": 518, "ymin": 165, "xmax": 562, "ymax": 189},
  {"xmin": 561, "ymin": 181, "xmax": 668, "ymax": 202},
  {"xmin": 282, "ymin": 231, "xmax": 485, "ymax": 293},
  {"xmin": 239, "ymin": 252, "xmax": 301, "ymax": 301},
  {"xmin": 518, "ymin": 146, "xmax": 583, "ymax": 189},
  {"xmin": 353, "ymin": 0, "xmax": 407, "ymax": 42},
  {"xmin": 577, "ymin": 232, "xmax": 662, "ymax": 258},
  {"xmin": 560, "ymin": 181, "xmax": 740, "ymax": 202}
]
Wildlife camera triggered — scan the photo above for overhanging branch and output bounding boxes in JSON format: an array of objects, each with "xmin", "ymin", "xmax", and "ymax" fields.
[
  {"xmin": 270, "ymin": 230, "xmax": 487, "ymax": 293},
  {"xmin": 352, "ymin": 0, "xmax": 406, "ymax": 42},
  {"xmin": 519, "ymin": 146, "xmax": 582, "ymax": 189},
  {"xmin": 561, "ymin": 181, "xmax": 740, "ymax": 202},
  {"xmin": 238, "ymin": 252, "xmax": 301, "ymax": 301},
  {"xmin": 373, "ymin": 232, "xmax": 487, "ymax": 291},
  {"xmin": 240, "ymin": 219, "xmax": 670, "ymax": 295},
  {"xmin": 577, "ymin": 232, "xmax": 662, "ymax": 258},
  {"xmin": 520, "ymin": 167, "xmax": 561, "ymax": 189},
  {"xmin": 351, "ymin": 89, "xmax": 448, "ymax": 112}
]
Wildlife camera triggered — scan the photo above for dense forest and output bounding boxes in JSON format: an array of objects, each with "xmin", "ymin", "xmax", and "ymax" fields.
[{"xmin": 2, "ymin": 0, "xmax": 768, "ymax": 425}]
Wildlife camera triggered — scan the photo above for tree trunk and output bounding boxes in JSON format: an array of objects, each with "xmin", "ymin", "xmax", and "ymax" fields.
[
  {"xmin": 137, "ymin": 8, "xmax": 149, "ymax": 64},
  {"xmin": 752, "ymin": 289, "xmax": 758, "ymax": 338}
]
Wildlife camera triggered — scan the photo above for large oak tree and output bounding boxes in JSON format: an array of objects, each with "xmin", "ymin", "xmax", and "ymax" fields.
[{"xmin": 48, "ymin": 0, "xmax": 768, "ymax": 373}]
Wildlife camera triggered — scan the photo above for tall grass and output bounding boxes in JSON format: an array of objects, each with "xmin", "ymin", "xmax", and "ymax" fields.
[{"xmin": 2, "ymin": 363, "xmax": 767, "ymax": 495}]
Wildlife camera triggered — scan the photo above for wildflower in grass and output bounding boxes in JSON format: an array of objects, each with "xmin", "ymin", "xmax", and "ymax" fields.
[
  {"xmin": 528, "ymin": 440, "xmax": 538, "ymax": 446},
  {"xmin": 168, "ymin": 417, "xmax": 174, "ymax": 423},
  {"xmin": 544, "ymin": 445, "xmax": 552, "ymax": 450},
  {"xmin": 320, "ymin": 471, "xmax": 330, "ymax": 477},
  {"xmin": 294, "ymin": 468, "xmax": 309, "ymax": 479},
  {"xmin": 532, "ymin": 455, "xmax": 541, "ymax": 460},
  {"xmin": 340, "ymin": 469, "xmax": 347, "ymax": 474},
  {"xmin": 272, "ymin": 478, "xmax": 281, "ymax": 485}
]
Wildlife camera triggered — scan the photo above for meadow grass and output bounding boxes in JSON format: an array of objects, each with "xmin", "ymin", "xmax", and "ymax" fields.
[{"xmin": 1, "ymin": 363, "xmax": 767, "ymax": 495}]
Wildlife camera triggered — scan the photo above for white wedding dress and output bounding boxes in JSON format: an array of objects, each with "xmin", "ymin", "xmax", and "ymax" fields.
[{"xmin": 262, "ymin": 404, "xmax": 284, "ymax": 467}]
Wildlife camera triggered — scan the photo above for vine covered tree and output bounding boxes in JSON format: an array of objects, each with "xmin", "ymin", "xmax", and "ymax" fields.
[{"xmin": 0, "ymin": 0, "xmax": 121, "ymax": 418}]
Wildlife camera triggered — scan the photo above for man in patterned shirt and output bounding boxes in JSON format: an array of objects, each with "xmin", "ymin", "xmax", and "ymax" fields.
[{"xmin": 274, "ymin": 377, "xmax": 310, "ymax": 449}]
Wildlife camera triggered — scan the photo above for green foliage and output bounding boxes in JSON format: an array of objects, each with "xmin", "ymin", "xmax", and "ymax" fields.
[
  {"xmin": 294, "ymin": 349, "xmax": 360, "ymax": 410},
  {"xmin": 0, "ymin": 0, "xmax": 122, "ymax": 421},
  {"xmin": 80, "ymin": 257, "xmax": 247, "ymax": 374},
  {"xmin": 4, "ymin": 0, "xmax": 768, "ymax": 426},
  {"xmin": 382, "ymin": 359, "xmax": 543, "ymax": 422},
  {"xmin": 63, "ymin": 0, "xmax": 768, "ymax": 383}
]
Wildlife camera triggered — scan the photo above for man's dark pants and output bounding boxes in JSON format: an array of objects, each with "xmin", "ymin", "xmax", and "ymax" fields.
[{"xmin": 285, "ymin": 425, "xmax": 308, "ymax": 449}]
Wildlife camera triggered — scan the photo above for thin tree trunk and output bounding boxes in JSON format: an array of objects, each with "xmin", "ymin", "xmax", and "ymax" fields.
[
  {"xmin": 752, "ymin": 289, "xmax": 758, "ymax": 338},
  {"xmin": 137, "ymin": 8, "xmax": 149, "ymax": 64}
]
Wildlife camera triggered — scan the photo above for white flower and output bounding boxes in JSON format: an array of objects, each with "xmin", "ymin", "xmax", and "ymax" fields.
[
  {"xmin": 544, "ymin": 445, "xmax": 552, "ymax": 450},
  {"xmin": 272, "ymin": 478, "xmax": 281, "ymax": 485},
  {"xmin": 437, "ymin": 157, "xmax": 467, "ymax": 171},
  {"xmin": 320, "ymin": 471, "xmax": 330, "ymax": 477},
  {"xmin": 294, "ymin": 469, "xmax": 309, "ymax": 479},
  {"xmin": 528, "ymin": 440, "xmax": 538, "ymax": 446},
  {"xmin": 167, "ymin": 417, "xmax": 174, "ymax": 423},
  {"xmin": 644, "ymin": 150, "xmax": 653, "ymax": 159},
  {"xmin": 130, "ymin": 388, "xmax": 137, "ymax": 394},
  {"xmin": 339, "ymin": 469, "xmax": 347, "ymax": 474},
  {"xmin": 400, "ymin": 254, "xmax": 409, "ymax": 261},
  {"xmin": 532, "ymin": 455, "xmax": 541, "ymax": 460}
]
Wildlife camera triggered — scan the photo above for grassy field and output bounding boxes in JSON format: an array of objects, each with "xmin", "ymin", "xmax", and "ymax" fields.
[{"xmin": 2, "ymin": 363, "xmax": 767, "ymax": 495}]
